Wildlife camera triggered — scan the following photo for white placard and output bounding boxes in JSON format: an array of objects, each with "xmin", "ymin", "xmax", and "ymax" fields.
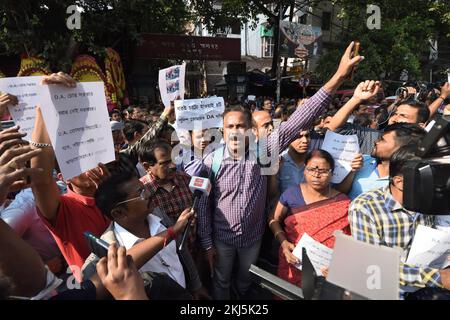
[
  {"xmin": 321, "ymin": 130, "xmax": 360, "ymax": 184},
  {"xmin": 0, "ymin": 76, "xmax": 43, "ymax": 139},
  {"xmin": 174, "ymin": 97, "xmax": 225, "ymax": 131},
  {"xmin": 292, "ymin": 233, "xmax": 333, "ymax": 276},
  {"xmin": 327, "ymin": 231, "xmax": 400, "ymax": 300},
  {"xmin": 406, "ymin": 225, "xmax": 450, "ymax": 269},
  {"xmin": 158, "ymin": 63, "xmax": 186, "ymax": 108},
  {"xmin": 37, "ymin": 82, "xmax": 115, "ymax": 180},
  {"xmin": 447, "ymin": 73, "xmax": 450, "ymax": 83}
]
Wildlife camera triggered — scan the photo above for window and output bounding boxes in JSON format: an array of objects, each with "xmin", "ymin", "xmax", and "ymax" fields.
[
  {"xmin": 322, "ymin": 11, "xmax": 331, "ymax": 31},
  {"xmin": 299, "ymin": 13, "xmax": 307, "ymax": 25},
  {"xmin": 262, "ymin": 36, "xmax": 274, "ymax": 58}
]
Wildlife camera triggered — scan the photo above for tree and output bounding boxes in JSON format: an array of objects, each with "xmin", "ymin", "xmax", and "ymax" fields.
[
  {"xmin": 190, "ymin": 0, "xmax": 324, "ymax": 78},
  {"xmin": 315, "ymin": 0, "xmax": 450, "ymax": 86},
  {"xmin": 0, "ymin": 0, "xmax": 191, "ymax": 72}
]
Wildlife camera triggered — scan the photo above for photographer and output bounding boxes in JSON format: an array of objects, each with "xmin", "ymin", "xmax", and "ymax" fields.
[{"xmin": 349, "ymin": 144, "xmax": 450, "ymax": 298}]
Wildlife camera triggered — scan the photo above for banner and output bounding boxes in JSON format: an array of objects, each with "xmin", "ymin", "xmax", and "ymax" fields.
[
  {"xmin": 174, "ymin": 97, "xmax": 224, "ymax": 131},
  {"xmin": 279, "ymin": 22, "xmax": 322, "ymax": 58},
  {"xmin": 321, "ymin": 131, "xmax": 360, "ymax": 184},
  {"xmin": 0, "ymin": 76, "xmax": 43, "ymax": 139},
  {"xmin": 158, "ymin": 63, "xmax": 186, "ymax": 108},
  {"xmin": 37, "ymin": 81, "xmax": 115, "ymax": 180}
]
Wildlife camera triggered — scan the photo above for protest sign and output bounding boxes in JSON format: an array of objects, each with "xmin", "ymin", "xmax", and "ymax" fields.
[
  {"xmin": 292, "ymin": 233, "xmax": 333, "ymax": 276},
  {"xmin": 158, "ymin": 63, "xmax": 186, "ymax": 108},
  {"xmin": 37, "ymin": 81, "xmax": 115, "ymax": 180},
  {"xmin": 321, "ymin": 130, "xmax": 359, "ymax": 184},
  {"xmin": 0, "ymin": 76, "xmax": 43, "ymax": 139},
  {"xmin": 174, "ymin": 97, "xmax": 224, "ymax": 131},
  {"xmin": 406, "ymin": 225, "xmax": 450, "ymax": 269}
]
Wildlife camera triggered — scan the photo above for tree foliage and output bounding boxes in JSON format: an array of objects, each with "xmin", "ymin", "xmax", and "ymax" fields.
[
  {"xmin": 0, "ymin": 0, "xmax": 190, "ymax": 71},
  {"xmin": 315, "ymin": 0, "xmax": 450, "ymax": 85}
]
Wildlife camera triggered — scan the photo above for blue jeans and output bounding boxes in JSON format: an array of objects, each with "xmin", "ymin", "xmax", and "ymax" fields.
[{"xmin": 213, "ymin": 239, "xmax": 262, "ymax": 300}]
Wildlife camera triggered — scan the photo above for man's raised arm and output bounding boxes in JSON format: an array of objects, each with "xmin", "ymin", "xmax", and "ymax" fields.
[{"xmin": 267, "ymin": 42, "xmax": 365, "ymax": 154}]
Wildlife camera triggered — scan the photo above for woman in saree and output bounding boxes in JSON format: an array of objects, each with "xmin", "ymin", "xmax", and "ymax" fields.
[{"xmin": 269, "ymin": 149, "xmax": 357, "ymax": 288}]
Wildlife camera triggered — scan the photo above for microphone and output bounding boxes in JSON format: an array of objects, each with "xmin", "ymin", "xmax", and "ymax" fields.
[{"xmin": 178, "ymin": 171, "xmax": 211, "ymax": 251}]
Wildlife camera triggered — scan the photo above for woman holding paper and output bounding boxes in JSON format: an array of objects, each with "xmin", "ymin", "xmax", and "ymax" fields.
[{"xmin": 269, "ymin": 149, "xmax": 352, "ymax": 288}]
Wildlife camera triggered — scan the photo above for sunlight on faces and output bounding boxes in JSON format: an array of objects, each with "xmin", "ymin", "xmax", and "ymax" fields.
[
  {"xmin": 113, "ymin": 178, "xmax": 152, "ymax": 222},
  {"xmin": 371, "ymin": 131, "xmax": 398, "ymax": 160},
  {"xmin": 303, "ymin": 156, "xmax": 333, "ymax": 192},
  {"xmin": 388, "ymin": 104, "xmax": 419, "ymax": 125},
  {"xmin": 289, "ymin": 130, "xmax": 310, "ymax": 154},
  {"xmin": 148, "ymin": 147, "xmax": 176, "ymax": 182},
  {"xmin": 223, "ymin": 111, "xmax": 251, "ymax": 155}
]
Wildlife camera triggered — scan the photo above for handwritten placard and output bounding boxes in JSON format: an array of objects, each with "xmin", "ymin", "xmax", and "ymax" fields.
[
  {"xmin": 406, "ymin": 225, "xmax": 450, "ymax": 269},
  {"xmin": 37, "ymin": 82, "xmax": 115, "ymax": 180},
  {"xmin": 321, "ymin": 130, "xmax": 360, "ymax": 184},
  {"xmin": 292, "ymin": 233, "xmax": 333, "ymax": 276},
  {"xmin": 0, "ymin": 76, "xmax": 43, "ymax": 139},
  {"xmin": 174, "ymin": 97, "xmax": 224, "ymax": 130},
  {"xmin": 158, "ymin": 63, "xmax": 186, "ymax": 108}
]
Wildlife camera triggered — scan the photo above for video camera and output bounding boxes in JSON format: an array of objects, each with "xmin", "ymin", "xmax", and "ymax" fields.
[{"xmin": 403, "ymin": 115, "xmax": 450, "ymax": 215}]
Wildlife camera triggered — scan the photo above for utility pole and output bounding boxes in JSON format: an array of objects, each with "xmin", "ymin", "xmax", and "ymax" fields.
[{"xmin": 276, "ymin": 5, "xmax": 283, "ymax": 103}]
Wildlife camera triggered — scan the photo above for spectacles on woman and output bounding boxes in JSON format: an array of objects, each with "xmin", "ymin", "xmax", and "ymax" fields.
[
  {"xmin": 305, "ymin": 167, "xmax": 332, "ymax": 176},
  {"xmin": 114, "ymin": 187, "xmax": 147, "ymax": 207}
]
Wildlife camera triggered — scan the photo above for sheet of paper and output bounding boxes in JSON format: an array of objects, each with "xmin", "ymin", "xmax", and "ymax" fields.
[
  {"xmin": 0, "ymin": 76, "xmax": 43, "ymax": 139},
  {"xmin": 174, "ymin": 97, "xmax": 225, "ymax": 131},
  {"xmin": 158, "ymin": 63, "xmax": 186, "ymax": 108},
  {"xmin": 406, "ymin": 225, "xmax": 450, "ymax": 269},
  {"xmin": 292, "ymin": 233, "xmax": 333, "ymax": 276},
  {"xmin": 37, "ymin": 81, "xmax": 115, "ymax": 180},
  {"xmin": 448, "ymin": 73, "xmax": 450, "ymax": 83},
  {"xmin": 321, "ymin": 130, "xmax": 360, "ymax": 184}
]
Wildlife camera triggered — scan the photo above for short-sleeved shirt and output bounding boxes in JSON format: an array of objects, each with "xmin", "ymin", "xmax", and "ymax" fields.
[
  {"xmin": 37, "ymin": 189, "xmax": 110, "ymax": 278},
  {"xmin": 348, "ymin": 155, "xmax": 389, "ymax": 200},
  {"xmin": 279, "ymin": 185, "xmax": 306, "ymax": 210},
  {"xmin": 277, "ymin": 150, "xmax": 305, "ymax": 194}
]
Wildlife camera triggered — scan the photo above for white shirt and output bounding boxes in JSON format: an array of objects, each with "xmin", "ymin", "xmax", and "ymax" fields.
[{"xmin": 113, "ymin": 214, "xmax": 186, "ymax": 288}]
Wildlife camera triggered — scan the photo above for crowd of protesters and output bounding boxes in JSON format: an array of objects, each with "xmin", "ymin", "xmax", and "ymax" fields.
[{"xmin": 0, "ymin": 42, "xmax": 449, "ymax": 301}]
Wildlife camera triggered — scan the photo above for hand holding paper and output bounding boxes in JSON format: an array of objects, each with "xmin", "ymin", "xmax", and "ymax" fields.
[{"xmin": 292, "ymin": 233, "xmax": 333, "ymax": 276}]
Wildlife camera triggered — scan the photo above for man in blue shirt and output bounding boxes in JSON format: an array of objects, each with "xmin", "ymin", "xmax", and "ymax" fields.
[{"xmin": 348, "ymin": 123, "xmax": 425, "ymax": 199}]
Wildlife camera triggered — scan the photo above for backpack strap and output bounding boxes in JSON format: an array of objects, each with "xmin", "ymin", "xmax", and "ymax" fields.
[{"xmin": 210, "ymin": 146, "xmax": 224, "ymax": 184}]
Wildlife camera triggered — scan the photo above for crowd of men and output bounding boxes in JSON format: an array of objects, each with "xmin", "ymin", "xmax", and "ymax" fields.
[{"xmin": 0, "ymin": 42, "xmax": 449, "ymax": 300}]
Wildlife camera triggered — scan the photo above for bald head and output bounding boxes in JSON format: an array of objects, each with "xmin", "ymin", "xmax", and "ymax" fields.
[{"xmin": 253, "ymin": 110, "xmax": 274, "ymax": 137}]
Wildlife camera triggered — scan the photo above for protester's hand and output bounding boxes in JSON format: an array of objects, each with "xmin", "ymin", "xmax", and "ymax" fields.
[
  {"xmin": 320, "ymin": 267, "xmax": 329, "ymax": 278},
  {"xmin": 440, "ymin": 82, "xmax": 450, "ymax": 99},
  {"xmin": 41, "ymin": 72, "xmax": 76, "ymax": 88},
  {"xmin": 0, "ymin": 146, "xmax": 43, "ymax": 203},
  {"xmin": 173, "ymin": 208, "xmax": 194, "ymax": 234},
  {"xmin": 281, "ymin": 240, "xmax": 300, "ymax": 265},
  {"xmin": 96, "ymin": 242, "xmax": 148, "ymax": 300},
  {"xmin": 351, "ymin": 153, "xmax": 364, "ymax": 172},
  {"xmin": 353, "ymin": 80, "xmax": 381, "ymax": 102},
  {"xmin": 163, "ymin": 96, "xmax": 178, "ymax": 123},
  {"xmin": 192, "ymin": 286, "xmax": 212, "ymax": 300},
  {"xmin": 335, "ymin": 42, "xmax": 364, "ymax": 79},
  {"xmin": 439, "ymin": 268, "xmax": 450, "ymax": 291},
  {"xmin": 85, "ymin": 163, "xmax": 111, "ymax": 189},
  {"xmin": 0, "ymin": 93, "xmax": 18, "ymax": 117},
  {"xmin": 0, "ymin": 125, "xmax": 28, "ymax": 156},
  {"xmin": 205, "ymin": 247, "xmax": 216, "ymax": 278}
]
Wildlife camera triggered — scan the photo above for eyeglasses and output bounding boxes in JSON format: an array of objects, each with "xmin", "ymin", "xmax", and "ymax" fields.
[
  {"xmin": 305, "ymin": 167, "xmax": 332, "ymax": 176},
  {"xmin": 114, "ymin": 188, "xmax": 147, "ymax": 207}
]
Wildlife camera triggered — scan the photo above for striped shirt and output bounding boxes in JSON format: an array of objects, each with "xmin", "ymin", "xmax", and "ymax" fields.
[
  {"xmin": 349, "ymin": 185, "xmax": 442, "ymax": 290},
  {"xmin": 197, "ymin": 87, "xmax": 332, "ymax": 250}
]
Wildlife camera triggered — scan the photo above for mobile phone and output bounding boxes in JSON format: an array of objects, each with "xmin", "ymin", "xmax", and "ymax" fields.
[
  {"xmin": 348, "ymin": 41, "xmax": 360, "ymax": 80},
  {"xmin": 84, "ymin": 231, "xmax": 109, "ymax": 258}
]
